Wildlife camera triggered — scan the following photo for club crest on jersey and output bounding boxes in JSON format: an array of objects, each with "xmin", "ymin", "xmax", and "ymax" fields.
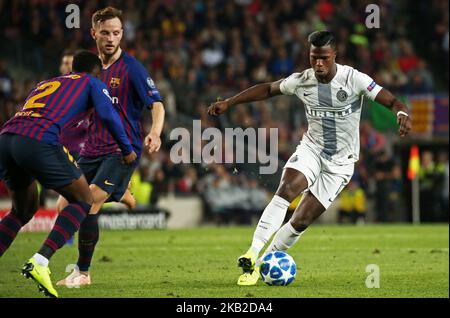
[
  {"xmin": 110, "ymin": 77, "xmax": 121, "ymax": 88},
  {"xmin": 336, "ymin": 89, "xmax": 348, "ymax": 102}
]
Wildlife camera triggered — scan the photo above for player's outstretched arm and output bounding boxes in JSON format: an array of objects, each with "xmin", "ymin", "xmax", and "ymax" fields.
[
  {"xmin": 144, "ymin": 101, "xmax": 165, "ymax": 154},
  {"xmin": 375, "ymin": 88, "xmax": 412, "ymax": 138},
  {"xmin": 207, "ymin": 80, "xmax": 283, "ymax": 116}
]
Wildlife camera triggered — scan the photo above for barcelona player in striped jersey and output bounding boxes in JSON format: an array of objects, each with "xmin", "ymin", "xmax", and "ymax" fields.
[
  {"xmin": 58, "ymin": 49, "xmax": 89, "ymax": 161},
  {"xmin": 57, "ymin": 7, "xmax": 165, "ymax": 287},
  {"xmin": 57, "ymin": 50, "xmax": 136, "ymax": 213},
  {"xmin": 0, "ymin": 51, "xmax": 137, "ymax": 297}
]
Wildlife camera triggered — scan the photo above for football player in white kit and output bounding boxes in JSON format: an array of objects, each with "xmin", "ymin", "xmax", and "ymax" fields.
[{"xmin": 207, "ymin": 31, "xmax": 412, "ymax": 285}]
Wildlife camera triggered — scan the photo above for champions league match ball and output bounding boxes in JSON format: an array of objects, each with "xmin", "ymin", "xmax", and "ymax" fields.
[{"xmin": 260, "ymin": 251, "xmax": 297, "ymax": 286}]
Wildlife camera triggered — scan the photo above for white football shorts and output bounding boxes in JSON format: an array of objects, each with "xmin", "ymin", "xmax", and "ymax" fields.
[{"xmin": 283, "ymin": 141, "xmax": 354, "ymax": 209}]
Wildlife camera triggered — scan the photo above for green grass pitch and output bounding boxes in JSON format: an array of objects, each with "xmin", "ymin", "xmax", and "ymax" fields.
[{"xmin": 0, "ymin": 225, "xmax": 448, "ymax": 298}]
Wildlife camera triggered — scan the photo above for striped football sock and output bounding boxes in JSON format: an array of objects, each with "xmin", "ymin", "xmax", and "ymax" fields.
[
  {"xmin": 38, "ymin": 201, "xmax": 91, "ymax": 260},
  {"xmin": 0, "ymin": 210, "xmax": 25, "ymax": 257}
]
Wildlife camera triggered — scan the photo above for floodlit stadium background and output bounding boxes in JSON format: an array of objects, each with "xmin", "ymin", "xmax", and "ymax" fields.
[{"xmin": 0, "ymin": 0, "xmax": 448, "ymax": 230}]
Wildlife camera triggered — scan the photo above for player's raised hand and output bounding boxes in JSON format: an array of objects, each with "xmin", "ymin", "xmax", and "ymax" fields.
[
  {"xmin": 397, "ymin": 113, "xmax": 412, "ymax": 138},
  {"xmin": 123, "ymin": 151, "xmax": 137, "ymax": 165},
  {"xmin": 144, "ymin": 132, "xmax": 162, "ymax": 153},
  {"xmin": 207, "ymin": 100, "xmax": 229, "ymax": 116}
]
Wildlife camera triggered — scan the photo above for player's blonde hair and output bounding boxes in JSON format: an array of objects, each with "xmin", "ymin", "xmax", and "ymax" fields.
[{"xmin": 91, "ymin": 6, "xmax": 123, "ymax": 28}]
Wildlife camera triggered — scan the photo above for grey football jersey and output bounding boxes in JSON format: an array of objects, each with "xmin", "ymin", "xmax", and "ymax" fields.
[{"xmin": 280, "ymin": 64, "xmax": 382, "ymax": 165}]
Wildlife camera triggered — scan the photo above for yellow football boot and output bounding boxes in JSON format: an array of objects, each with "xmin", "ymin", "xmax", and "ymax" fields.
[
  {"xmin": 22, "ymin": 258, "xmax": 59, "ymax": 298},
  {"xmin": 237, "ymin": 250, "xmax": 260, "ymax": 286},
  {"xmin": 237, "ymin": 266, "xmax": 260, "ymax": 286}
]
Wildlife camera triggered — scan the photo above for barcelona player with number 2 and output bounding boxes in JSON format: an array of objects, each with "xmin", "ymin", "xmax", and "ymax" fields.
[
  {"xmin": 0, "ymin": 51, "xmax": 137, "ymax": 297},
  {"xmin": 56, "ymin": 7, "xmax": 165, "ymax": 287}
]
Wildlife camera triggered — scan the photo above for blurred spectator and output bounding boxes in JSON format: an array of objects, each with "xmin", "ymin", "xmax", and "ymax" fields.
[
  {"xmin": 338, "ymin": 180, "xmax": 366, "ymax": 225},
  {"xmin": 0, "ymin": 181, "xmax": 8, "ymax": 198},
  {"xmin": 443, "ymin": 157, "xmax": 449, "ymax": 221},
  {"xmin": 151, "ymin": 169, "xmax": 168, "ymax": 206},
  {"xmin": 435, "ymin": 151, "xmax": 449, "ymax": 221},
  {"xmin": 418, "ymin": 150, "xmax": 440, "ymax": 222},
  {"xmin": 360, "ymin": 121, "xmax": 387, "ymax": 174},
  {"xmin": 247, "ymin": 177, "xmax": 269, "ymax": 215},
  {"xmin": 374, "ymin": 150, "xmax": 395, "ymax": 222},
  {"xmin": 0, "ymin": 59, "xmax": 12, "ymax": 98},
  {"xmin": 397, "ymin": 39, "xmax": 419, "ymax": 74},
  {"xmin": 388, "ymin": 164, "xmax": 405, "ymax": 221},
  {"xmin": 176, "ymin": 167, "xmax": 199, "ymax": 193},
  {"xmin": 350, "ymin": 24, "xmax": 369, "ymax": 48},
  {"xmin": 317, "ymin": 0, "xmax": 334, "ymax": 22},
  {"xmin": 270, "ymin": 47, "xmax": 295, "ymax": 77},
  {"xmin": 130, "ymin": 170, "xmax": 152, "ymax": 207},
  {"xmin": 201, "ymin": 42, "xmax": 224, "ymax": 68},
  {"xmin": 403, "ymin": 59, "xmax": 434, "ymax": 94}
]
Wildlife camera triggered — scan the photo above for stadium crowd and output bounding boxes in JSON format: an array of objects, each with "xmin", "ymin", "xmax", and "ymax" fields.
[{"xmin": 0, "ymin": 0, "xmax": 448, "ymax": 222}]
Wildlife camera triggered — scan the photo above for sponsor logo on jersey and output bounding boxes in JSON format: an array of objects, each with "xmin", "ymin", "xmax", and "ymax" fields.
[
  {"xmin": 102, "ymin": 89, "xmax": 112, "ymax": 100},
  {"xmin": 305, "ymin": 103, "xmax": 360, "ymax": 118}
]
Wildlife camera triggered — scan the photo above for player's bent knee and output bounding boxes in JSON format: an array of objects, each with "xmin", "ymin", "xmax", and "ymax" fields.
[
  {"xmin": 56, "ymin": 196, "xmax": 68, "ymax": 213},
  {"xmin": 289, "ymin": 216, "xmax": 312, "ymax": 231},
  {"xmin": 276, "ymin": 183, "xmax": 301, "ymax": 203},
  {"xmin": 77, "ymin": 190, "xmax": 94, "ymax": 206},
  {"xmin": 57, "ymin": 176, "xmax": 94, "ymax": 205},
  {"xmin": 89, "ymin": 184, "xmax": 109, "ymax": 203},
  {"xmin": 290, "ymin": 204, "xmax": 321, "ymax": 231}
]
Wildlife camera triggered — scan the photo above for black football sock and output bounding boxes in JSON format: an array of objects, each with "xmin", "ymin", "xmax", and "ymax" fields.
[{"xmin": 76, "ymin": 214, "xmax": 99, "ymax": 272}]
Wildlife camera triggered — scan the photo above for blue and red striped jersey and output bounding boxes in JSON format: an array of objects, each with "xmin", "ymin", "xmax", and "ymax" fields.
[
  {"xmin": 81, "ymin": 51, "xmax": 162, "ymax": 159},
  {"xmin": 59, "ymin": 117, "xmax": 89, "ymax": 155},
  {"xmin": 1, "ymin": 73, "xmax": 133, "ymax": 155}
]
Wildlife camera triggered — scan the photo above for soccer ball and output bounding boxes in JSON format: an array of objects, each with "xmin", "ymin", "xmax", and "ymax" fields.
[{"xmin": 260, "ymin": 251, "xmax": 297, "ymax": 286}]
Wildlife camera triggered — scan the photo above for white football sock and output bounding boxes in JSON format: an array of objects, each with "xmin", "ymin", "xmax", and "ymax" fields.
[
  {"xmin": 264, "ymin": 222, "xmax": 305, "ymax": 254},
  {"xmin": 33, "ymin": 253, "xmax": 49, "ymax": 267},
  {"xmin": 249, "ymin": 195, "xmax": 290, "ymax": 257}
]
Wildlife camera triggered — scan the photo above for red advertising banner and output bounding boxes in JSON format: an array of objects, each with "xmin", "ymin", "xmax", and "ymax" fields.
[{"xmin": 0, "ymin": 209, "xmax": 58, "ymax": 232}]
